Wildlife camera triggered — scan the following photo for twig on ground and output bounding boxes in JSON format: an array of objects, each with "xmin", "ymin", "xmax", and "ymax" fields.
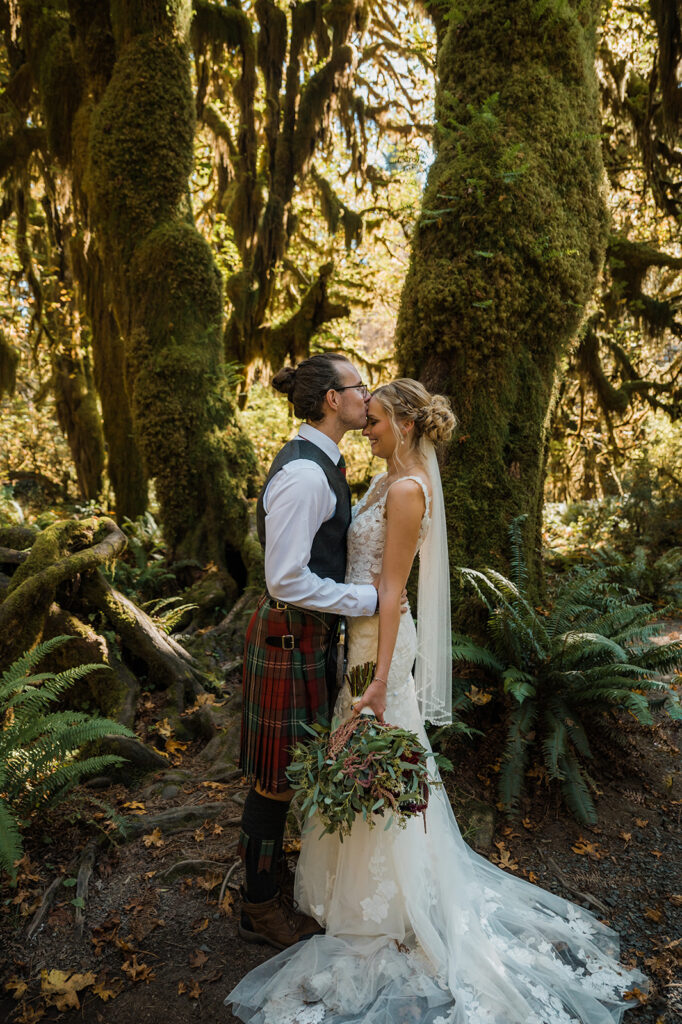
[
  {"xmin": 547, "ymin": 856, "xmax": 610, "ymax": 916},
  {"xmin": 26, "ymin": 877, "xmax": 63, "ymax": 940},
  {"xmin": 74, "ymin": 840, "xmax": 97, "ymax": 940}
]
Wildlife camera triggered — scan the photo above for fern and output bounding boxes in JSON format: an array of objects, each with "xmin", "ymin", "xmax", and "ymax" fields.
[
  {"xmin": 456, "ymin": 517, "xmax": 681, "ymax": 824},
  {"xmin": 0, "ymin": 636, "xmax": 134, "ymax": 880}
]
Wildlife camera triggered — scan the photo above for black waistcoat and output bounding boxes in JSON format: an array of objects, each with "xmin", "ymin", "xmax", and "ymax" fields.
[{"xmin": 256, "ymin": 439, "xmax": 351, "ymax": 584}]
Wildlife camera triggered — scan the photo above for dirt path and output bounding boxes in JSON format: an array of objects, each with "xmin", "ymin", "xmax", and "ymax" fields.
[{"xmin": 1, "ymin": 633, "xmax": 679, "ymax": 1024}]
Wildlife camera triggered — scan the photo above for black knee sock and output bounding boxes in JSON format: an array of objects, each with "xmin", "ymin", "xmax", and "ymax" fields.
[{"xmin": 238, "ymin": 788, "xmax": 290, "ymax": 903}]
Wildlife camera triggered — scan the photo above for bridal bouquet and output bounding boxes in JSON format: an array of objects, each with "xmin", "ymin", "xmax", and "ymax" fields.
[{"xmin": 286, "ymin": 662, "xmax": 451, "ymax": 839}]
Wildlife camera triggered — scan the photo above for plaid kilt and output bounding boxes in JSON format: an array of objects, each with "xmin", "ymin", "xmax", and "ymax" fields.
[{"xmin": 239, "ymin": 595, "xmax": 337, "ymax": 793}]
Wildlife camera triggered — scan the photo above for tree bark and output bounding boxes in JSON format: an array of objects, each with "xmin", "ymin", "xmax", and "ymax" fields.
[
  {"xmin": 18, "ymin": 0, "xmax": 256, "ymax": 578},
  {"xmin": 396, "ymin": 0, "xmax": 608, "ymax": 604}
]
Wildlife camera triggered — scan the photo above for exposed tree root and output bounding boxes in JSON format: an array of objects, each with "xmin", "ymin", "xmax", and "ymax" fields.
[
  {"xmin": 82, "ymin": 571, "xmax": 205, "ymax": 711},
  {"xmin": 126, "ymin": 803, "xmax": 225, "ymax": 837},
  {"xmin": 158, "ymin": 858, "xmax": 232, "ymax": 881}
]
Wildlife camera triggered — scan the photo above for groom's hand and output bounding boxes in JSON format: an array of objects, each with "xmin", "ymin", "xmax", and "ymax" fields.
[{"xmin": 372, "ymin": 578, "xmax": 410, "ymax": 614}]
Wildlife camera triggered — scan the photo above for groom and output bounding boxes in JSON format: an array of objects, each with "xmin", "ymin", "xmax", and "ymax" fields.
[{"xmin": 237, "ymin": 352, "xmax": 380, "ymax": 950}]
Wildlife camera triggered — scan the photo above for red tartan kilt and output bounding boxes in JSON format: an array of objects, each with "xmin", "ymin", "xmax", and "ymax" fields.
[{"xmin": 239, "ymin": 596, "xmax": 336, "ymax": 793}]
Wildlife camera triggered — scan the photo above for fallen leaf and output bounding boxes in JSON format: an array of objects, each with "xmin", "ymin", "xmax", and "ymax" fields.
[
  {"xmin": 634, "ymin": 818, "xmax": 649, "ymax": 828},
  {"xmin": 650, "ymin": 850, "xmax": 663, "ymax": 859},
  {"xmin": 212, "ymin": 823, "xmax": 223, "ymax": 835},
  {"xmin": 644, "ymin": 907, "xmax": 664, "ymax": 924},
  {"xmin": 166, "ymin": 738, "xmax": 188, "ymax": 757},
  {"xmin": 189, "ymin": 949, "xmax": 209, "ymax": 969},
  {"xmin": 41, "ymin": 969, "xmax": 96, "ymax": 1011},
  {"xmin": 669, "ymin": 894, "xmax": 682, "ymax": 907},
  {"xmin": 194, "ymin": 827, "xmax": 206, "ymax": 843},
  {"xmin": 142, "ymin": 828, "xmax": 164, "ymax": 848},
  {"xmin": 467, "ymin": 686, "xmax": 492, "ymax": 705},
  {"xmin": 623, "ymin": 986, "xmax": 648, "ymax": 1003},
  {"xmin": 188, "ymin": 979, "xmax": 202, "ymax": 998},
  {"xmin": 178, "ymin": 980, "xmax": 188, "ymax": 995},
  {"xmin": 124, "ymin": 899, "xmax": 144, "ymax": 915},
  {"xmin": 121, "ymin": 801, "xmax": 146, "ymax": 814},
  {"xmin": 121, "ymin": 955, "xmax": 155, "ymax": 984},
  {"xmin": 571, "ymin": 837, "xmax": 602, "ymax": 859},
  {"xmin": 619, "ymin": 832, "xmax": 631, "ymax": 844},
  {"xmin": 196, "ymin": 872, "xmax": 222, "ymax": 891},
  {"xmin": 203, "ymin": 967, "xmax": 224, "ymax": 984},
  {"xmin": 92, "ymin": 975, "xmax": 123, "ymax": 1002},
  {"xmin": 192, "ymin": 918, "xmax": 209, "ymax": 933},
  {"xmin": 528, "ymin": 871, "xmax": 538, "ymax": 884},
  {"xmin": 16, "ymin": 1004, "xmax": 45, "ymax": 1024},
  {"xmin": 156, "ymin": 718, "xmax": 172, "ymax": 738},
  {"xmin": 219, "ymin": 890, "xmax": 234, "ymax": 916},
  {"xmin": 522, "ymin": 818, "xmax": 537, "ymax": 831},
  {"xmin": 5, "ymin": 976, "xmax": 28, "ymax": 999}
]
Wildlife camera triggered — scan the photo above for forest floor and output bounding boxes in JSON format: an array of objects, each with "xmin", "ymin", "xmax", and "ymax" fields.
[{"xmin": 0, "ymin": 622, "xmax": 680, "ymax": 1024}]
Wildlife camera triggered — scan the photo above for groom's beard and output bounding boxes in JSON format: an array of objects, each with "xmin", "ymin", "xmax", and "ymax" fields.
[{"xmin": 338, "ymin": 409, "xmax": 368, "ymax": 433}]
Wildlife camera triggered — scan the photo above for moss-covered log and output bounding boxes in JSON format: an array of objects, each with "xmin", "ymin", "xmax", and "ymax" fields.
[
  {"xmin": 396, "ymin": 0, "xmax": 608, "ymax": 602},
  {"xmin": 0, "ymin": 517, "xmax": 126, "ymax": 665}
]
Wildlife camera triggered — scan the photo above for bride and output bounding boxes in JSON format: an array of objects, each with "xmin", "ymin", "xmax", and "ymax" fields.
[{"xmin": 227, "ymin": 379, "xmax": 645, "ymax": 1024}]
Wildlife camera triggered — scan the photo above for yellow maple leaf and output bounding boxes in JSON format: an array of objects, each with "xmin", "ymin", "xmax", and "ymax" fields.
[
  {"xmin": 92, "ymin": 976, "xmax": 122, "ymax": 1002},
  {"xmin": 466, "ymin": 685, "xmax": 492, "ymax": 705},
  {"xmin": 142, "ymin": 828, "xmax": 164, "ymax": 848},
  {"xmin": 571, "ymin": 837, "xmax": 602, "ymax": 859},
  {"xmin": 156, "ymin": 718, "xmax": 172, "ymax": 738},
  {"xmin": 178, "ymin": 980, "xmax": 188, "ymax": 995},
  {"xmin": 219, "ymin": 890, "xmax": 234, "ymax": 917},
  {"xmin": 634, "ymin": 818, "xmax": 649, "ymax": 828},
  {"xmin": 41, "ymin": 969, "xmax": 96, "ymax": 1011},
  {"xmin": 166, "ymin": 737, "xmax": 188, "ymax": 757},
  {"xmin": 5, "ymin": 976, "xmax": 28, "ymax": 999}
]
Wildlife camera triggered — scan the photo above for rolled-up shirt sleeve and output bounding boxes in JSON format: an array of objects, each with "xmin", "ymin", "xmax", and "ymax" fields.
[{"xmin": 263, "ymin": 461, "xmax": 378, "ymax": 616}]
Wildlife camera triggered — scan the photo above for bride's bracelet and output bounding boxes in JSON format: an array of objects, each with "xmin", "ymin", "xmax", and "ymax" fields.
[{"xmin": 372, "ymin": 676, "xmax": 387, "ymax": 686}]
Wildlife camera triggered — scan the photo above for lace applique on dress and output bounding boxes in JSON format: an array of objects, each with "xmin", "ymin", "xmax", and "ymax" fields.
[{"xmin": 346, "ymin": 473, "xmax": 431, "ymax": 586}]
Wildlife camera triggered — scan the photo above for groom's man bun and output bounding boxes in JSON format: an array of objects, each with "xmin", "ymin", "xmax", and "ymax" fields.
[{"xmin": 272, "ymin": 353, "xmax": 350, "ymax": 421}]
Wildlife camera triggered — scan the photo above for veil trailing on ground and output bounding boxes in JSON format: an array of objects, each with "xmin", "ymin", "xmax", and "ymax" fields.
[{"xmin": 415, "ymin": 440, "xmax": 452, "ymax": 725}]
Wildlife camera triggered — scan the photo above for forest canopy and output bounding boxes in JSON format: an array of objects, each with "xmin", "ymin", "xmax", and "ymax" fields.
[{"xmin": 0, "ymin": 0, "xmax": 680, "ymax": 596}]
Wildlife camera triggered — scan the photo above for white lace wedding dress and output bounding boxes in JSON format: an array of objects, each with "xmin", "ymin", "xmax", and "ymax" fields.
[{"xmin": 227, "ymin": 475, "xmax": 645, "ymax": 1024}]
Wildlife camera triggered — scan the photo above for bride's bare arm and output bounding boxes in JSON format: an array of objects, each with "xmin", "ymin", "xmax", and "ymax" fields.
[{"xmin": 353, "ymin": 479, "xmax": 425, "ymax": 721}]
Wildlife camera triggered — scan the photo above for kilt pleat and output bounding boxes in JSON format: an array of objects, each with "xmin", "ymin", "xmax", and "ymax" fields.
[{"xmin": 239, "ymin": 596, "xmax": 335, "ymax": 793}]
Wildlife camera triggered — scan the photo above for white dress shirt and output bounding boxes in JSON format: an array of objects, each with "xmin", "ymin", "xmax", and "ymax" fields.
[{"xmin": 262, "ymin": 423, "xmax": 378, "ymax": 615}]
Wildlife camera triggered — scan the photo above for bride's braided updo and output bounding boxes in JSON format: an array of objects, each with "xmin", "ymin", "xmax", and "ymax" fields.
[{"xmin": 372, "ymin": 379, "xmax": 457, "ymax": 458}]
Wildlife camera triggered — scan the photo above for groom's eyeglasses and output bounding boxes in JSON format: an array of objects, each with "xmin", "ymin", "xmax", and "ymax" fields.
[{"xmin": 334, "ymin": 382, "xmax": 369, "ymax": 396}]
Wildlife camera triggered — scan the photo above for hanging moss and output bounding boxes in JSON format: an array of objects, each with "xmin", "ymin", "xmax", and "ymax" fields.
[
  {"xmin": 52, "ymin": 349, "xmax": 106, "ymax": 500},
  {"xmin": 40, "ymin": 27, "xmax": 84, "ymax": 165},
  {"xmin": 396, "ymin": 0, "xmax": 607, "ymax": 604}
]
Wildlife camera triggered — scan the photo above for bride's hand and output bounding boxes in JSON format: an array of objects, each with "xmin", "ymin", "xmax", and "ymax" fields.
[{"xmin": 353, "ymin": 678, "xmax": 386, "ymax": 723}]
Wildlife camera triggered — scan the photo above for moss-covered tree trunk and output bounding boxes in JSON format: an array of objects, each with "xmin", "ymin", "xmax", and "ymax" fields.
[
  {"xmin": 19, "ymin": 0, "xmax": 256, "ymax": 576},
  {"xmin": 397, "ymin": 0, "xmax": 608, "ymax": 601}
]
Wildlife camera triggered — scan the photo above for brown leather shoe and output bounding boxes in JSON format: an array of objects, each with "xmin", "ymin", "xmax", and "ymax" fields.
[{"xmin": 239, "ymin": 889, "xmax": 323, "ymax": 950}]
